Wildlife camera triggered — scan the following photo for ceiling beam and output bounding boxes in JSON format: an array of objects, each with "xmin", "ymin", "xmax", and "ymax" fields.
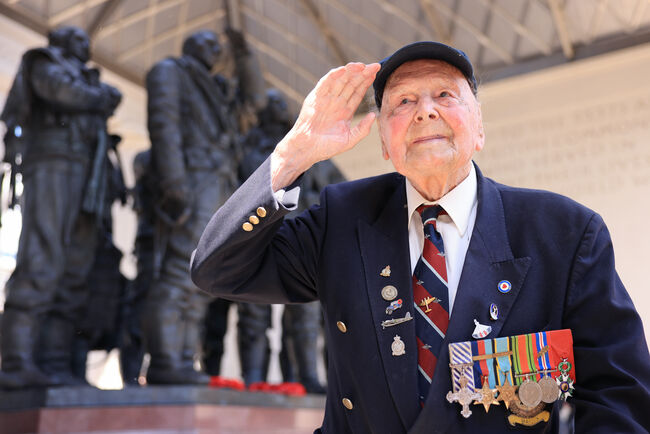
[
  {"xmin": 326, "ymin": 0, "xmax": 403, "ymax": 51},
  {"xmin": 48, "ymin": 0, "xmax": 107, "ymax": 28},
  {"xmin": 435, "ymin": 0, "xmax": 514, "ymax": 64},
  {"xmin": 246, "ymin": 32, "xmax": 320, "ymax": 84},
  {"xmin": 94, "ymin": 0, "xmax": 184, "ymax": 39},
  {"xmin": 376, "ymin": 0, "xmax": 434, "ymax": 41},
  {"xmin": 299, "ymin": 0, "xmax": 348, "ymax": 64},
  {"xmin": 116, "ymin": 9, "xmax": 225, "ymax": 62},
  {"xmin": 547, "ymin": 0, "xmax": 575, "ymax": 59},
  {"xmin": 0, "ymin": 2, "xmax": 142, "ymax": 86},
  {"xmin": 419, "ymin": 0, "xmax": 452, "ymax": 44},
  {"xmin": 477, "ymin": 0, "xmax": 552, "ymax": 55},
  {"xmin": 0, "ymin": 2, "xmax": 49, "ymax": 35},
  {"xmin": 241, "ymin": 3, "xmax": 374, "ymax": 61},
  {"xmin": 630, "ymin": 0, "xmax": 649, "ymax": 30},
  {"xmin": 87, "ymin": 0, "xmax": 123, "ymax": 38}
]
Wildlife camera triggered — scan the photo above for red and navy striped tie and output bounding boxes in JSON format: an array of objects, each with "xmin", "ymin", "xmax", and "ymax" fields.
[{"xmin": 413, "ymin": 204, "xmax": 449, "ymax": 403}]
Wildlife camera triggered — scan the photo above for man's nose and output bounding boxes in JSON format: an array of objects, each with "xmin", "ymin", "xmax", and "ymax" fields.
[{"xmin": 415, "ymin": 97, "xmax": 439, "ymax": 122}]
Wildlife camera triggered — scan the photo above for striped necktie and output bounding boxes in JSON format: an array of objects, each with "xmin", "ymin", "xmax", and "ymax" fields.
[{"xmin": 413, "ymin": 204, "xmax": 449, "ymax": 403}]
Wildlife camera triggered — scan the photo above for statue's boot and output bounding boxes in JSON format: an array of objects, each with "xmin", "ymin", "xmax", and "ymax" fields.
[
  {"xmin": 144, "ymin": 304, "xmax": 208, "ymax": 385},
  {"xmin": 291, "ymin": 305, "xmax": 326, "ymax": 395},
  {"xmin": 120, "ymin": 342, "xmax": 145, "ymax": 386},
  {"xmin": 0, "ymin": 309, "xmax": 55, "ymax": 389},
  {"xmin": 0, "ymin": 370, "xmax": 23, "ymax": 389},
  {"xmin": 179, "ymin": 313, "xmax": 210, "ymax": 385},
  {"xmin": 38, "ymin": 315, "xmax": 88, "ymax": 386},
  {"xmin": 238, "ymin": 303, "xmax": 271, "ymax": 386}
]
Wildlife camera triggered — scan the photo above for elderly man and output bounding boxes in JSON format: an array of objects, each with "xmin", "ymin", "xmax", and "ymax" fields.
[{"xmin": 191, "ymin": 42, "xmax": 650, "ymax": 433}]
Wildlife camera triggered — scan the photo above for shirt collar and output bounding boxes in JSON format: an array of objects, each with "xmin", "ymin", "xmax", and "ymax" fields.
[{"xmin": 406, "ymin": 163, "xmax": 478, "ymax": 237}]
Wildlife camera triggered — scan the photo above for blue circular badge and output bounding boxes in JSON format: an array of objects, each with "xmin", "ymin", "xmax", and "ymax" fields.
[{"xmin": 497, "ymin": 280, "xmax": 512, "ymax": 293}]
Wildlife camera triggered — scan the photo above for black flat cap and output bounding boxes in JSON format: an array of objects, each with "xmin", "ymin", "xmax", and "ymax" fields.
[{"xmin": 373, "ymin": 41, "xmax": 477, "ymax": 109}]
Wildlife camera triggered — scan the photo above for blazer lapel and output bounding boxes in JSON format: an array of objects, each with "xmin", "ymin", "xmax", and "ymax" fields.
[
  {"xmin": 412, "ymin": 165, "xmax": 532, "ymax": 433},
  {"xmin": 358, "ymin": 175, "xmax": 421, "ymax": 430},
  {"xmin": 446, "ymin": 166, "xmax": 532, "ymax": 345}
]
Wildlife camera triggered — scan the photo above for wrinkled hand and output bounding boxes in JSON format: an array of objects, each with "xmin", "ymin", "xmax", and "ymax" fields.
[{"xmin": 271, "ymin": 62, "xmax": 380, "ymax": 191}]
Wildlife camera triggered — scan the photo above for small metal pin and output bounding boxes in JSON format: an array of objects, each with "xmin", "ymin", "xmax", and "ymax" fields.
[
  {"xmin": 391, "ymin": 335, "xmax": 406, "ymax": 356},
  {"xmin": 472, "ymin": 319, "xmax": 492, "ymax": 339},
  {"xmin": 489, "ymin": 303, "xmax": 499, "ymax": 321}
]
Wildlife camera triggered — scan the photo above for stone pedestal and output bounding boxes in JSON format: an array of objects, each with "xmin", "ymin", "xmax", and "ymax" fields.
[{"xmin": 0, "ymin": 386, "xmax": 325, "ymax": 433}]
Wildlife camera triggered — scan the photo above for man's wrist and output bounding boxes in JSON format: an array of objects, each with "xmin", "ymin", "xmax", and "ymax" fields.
[{"xmin": 270, "ymin": 136, "xmax": 312, "ymax": 192}]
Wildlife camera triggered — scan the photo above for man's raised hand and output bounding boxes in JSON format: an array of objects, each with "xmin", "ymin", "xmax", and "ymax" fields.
[{"xmin": 271, "ymin": 62, "xmax": 381, "ymax": 191}]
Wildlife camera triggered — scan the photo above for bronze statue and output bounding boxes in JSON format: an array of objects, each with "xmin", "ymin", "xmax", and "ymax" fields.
[
  {"xmin": 143, "ymin": 29, "xmax": 265, "ymax": 385},
  {"xmin": 71, "ymin": 154, "xmax": 127, "ymax": 383},
  {"xmin": 0, "ymin": 26, "xmax": 122, "ymax": 389},
  {"xmin": 118, "ymin": 149, "xmax": 155, "ymax": 385},
  {"xmin": 236, "ymin": 89, "xmax": 344, "ymax": 392}
]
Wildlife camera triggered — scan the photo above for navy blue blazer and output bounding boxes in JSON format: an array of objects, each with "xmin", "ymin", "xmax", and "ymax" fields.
[{"xmin": 191, "ymin": 158, "xmax": 650, "ymax": 433}]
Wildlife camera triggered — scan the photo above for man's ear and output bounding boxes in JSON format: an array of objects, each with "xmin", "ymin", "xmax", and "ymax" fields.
[{"xmin": 474, "ymin": 104, "xmax": 485, "ymax": 152}]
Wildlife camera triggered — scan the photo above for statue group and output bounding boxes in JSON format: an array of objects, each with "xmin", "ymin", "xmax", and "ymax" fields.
[{"xmin": 0, "ymin": 26, "xmax": 343, "ymax": 393}]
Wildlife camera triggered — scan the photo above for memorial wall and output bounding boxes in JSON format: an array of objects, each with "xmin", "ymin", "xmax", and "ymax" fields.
[{"xmin": 334, "ymin": 43, "xmax": 650, "ymax": 343}]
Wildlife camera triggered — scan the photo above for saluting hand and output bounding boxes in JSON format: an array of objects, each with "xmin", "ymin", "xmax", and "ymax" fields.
[{"xmin": 271, "ymin": 62, "xmax": 381, "ymax": 191}]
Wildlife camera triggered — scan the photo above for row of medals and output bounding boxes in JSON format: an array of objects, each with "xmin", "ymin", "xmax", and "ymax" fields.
[{"xmin": 453, "ymin": 359, "xmax": 574, "ymax": 422}]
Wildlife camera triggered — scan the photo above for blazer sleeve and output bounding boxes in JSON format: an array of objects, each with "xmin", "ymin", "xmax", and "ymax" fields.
[
  {"xmin": 191, "ymin": 156, "xmax": 322, "ymax": 304},
  {"xmin": 564, "ymin": 213, "xmax": 650, "ymax": 433}
]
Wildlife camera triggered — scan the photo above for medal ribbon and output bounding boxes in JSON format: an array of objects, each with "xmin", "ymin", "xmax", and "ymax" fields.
[
  {"xmin": 535, "ymin": 332, "xmax": 550, "ymax": 380},
  {"xmin": 546, "ymin": 329, "xmax": 575, "ymax": 382},
  {"xmin": 480, "ymin": 338, "xmax": 497, "ymax": 388},
  {"xmin": 494, "ymin": 337, "xmax": 513, "ymax": 386},
  {"xmin": 449, "ymin": 341, "xmax": 475, "ymax": 392},
  {"xmin": 525, "ymin": 333, "xmax": 539, "ymax": 380},
  {"xmin": 471, "ymin": 340, "xmax": 482, "ymax": 387}
]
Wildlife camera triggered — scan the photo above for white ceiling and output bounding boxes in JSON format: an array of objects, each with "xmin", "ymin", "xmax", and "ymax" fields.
[{"xmin": 3, "ymin": 0, "xmax": 650, "ymax": 112}]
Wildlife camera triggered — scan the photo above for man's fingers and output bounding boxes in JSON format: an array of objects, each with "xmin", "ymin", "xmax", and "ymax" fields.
[
  {"xmin": 349, "ymin": 111, "xmax": 376, "ymax": 145},
  {"xmin": 338, "ymin": 63, "xmax": 377, "ymax": 103},
  {"xmin": 344, "ymin": 63, "xmax": 380, "ymax": 113},
  {"xmin": 314, "ymin": 66, "xmax": 346, "ymax": 98},
  {"xmin": 316, "ymin": 62, "xmax": 369, "ymax": 101}
]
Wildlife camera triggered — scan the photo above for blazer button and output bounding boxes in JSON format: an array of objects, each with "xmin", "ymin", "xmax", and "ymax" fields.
[
  {"xmin": 242, "ymin": 222, "xmax": 253, "ymax": 232},
  {"xmin": 336, "ymin": 321, "xmax": 347, "ymax": 333},
  {"xmin": 249, "ymin": 215, "xmax": 260, "ymax": 225},
  {"xmin": 257, "ymin": 207, "xmax": 267, "ymax": 218},
  {"xmin": 342, "ymin": 398, "xmax": 353, "ymax": 410}
]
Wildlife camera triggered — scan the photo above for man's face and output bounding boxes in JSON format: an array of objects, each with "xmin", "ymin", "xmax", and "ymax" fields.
[
  {"xmin": 68, "ymin": 29, "xmax": 90, "ymax": 63},
  {"xmin": 191, "ymin": 31, "xmax": 222, "ymax": 69},
  {"xmin": 377, "ymin": 59, "xmax": 484, "ymax": 186}
]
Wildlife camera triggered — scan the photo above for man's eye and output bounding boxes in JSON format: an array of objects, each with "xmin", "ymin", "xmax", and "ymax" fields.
[
  {"xmin": 439, "ymin": 91, "xmax": 451, "ymax": 97},
  {"xmin": 400, "ymin": 98, "xmax": 410, "ymax": 105}
]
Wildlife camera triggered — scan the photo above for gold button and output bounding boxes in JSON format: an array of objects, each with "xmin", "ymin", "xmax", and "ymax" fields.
[
  {"xmin": 256, "ymin": 207, "xmax": 267, "ymax": 218},
  {"xmin": 242, "ymin": 222, "xmax": 253, "ymax": 232},
  {"xmin": 249, "ymin": 215, "xmax": 260, "ymax": 225},
  {"xmin": 336, "ymin": 321, "xmax": 347, "ymax": 333},
  {"xmin": 342, "ymin": 398, "xmax": 353, "ymax": 410}
]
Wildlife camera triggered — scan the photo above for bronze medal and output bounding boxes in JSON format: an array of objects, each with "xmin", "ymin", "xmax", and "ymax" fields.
[
  {"xmin": 538, "ymin": 376, "xmax": 559, "ymax": 403},
  {"xmin": 518, "ymin": 379, "xmax": 543, "ymax": 408},
  {"xmin": 510, "ymin": 400, "xmax": 546, "ymax": 418}
]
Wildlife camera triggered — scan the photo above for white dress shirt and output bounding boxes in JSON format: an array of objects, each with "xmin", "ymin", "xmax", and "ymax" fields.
[{"xmin": 406, "ymin": 163, "xmax": 478, "ymax": 314}]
